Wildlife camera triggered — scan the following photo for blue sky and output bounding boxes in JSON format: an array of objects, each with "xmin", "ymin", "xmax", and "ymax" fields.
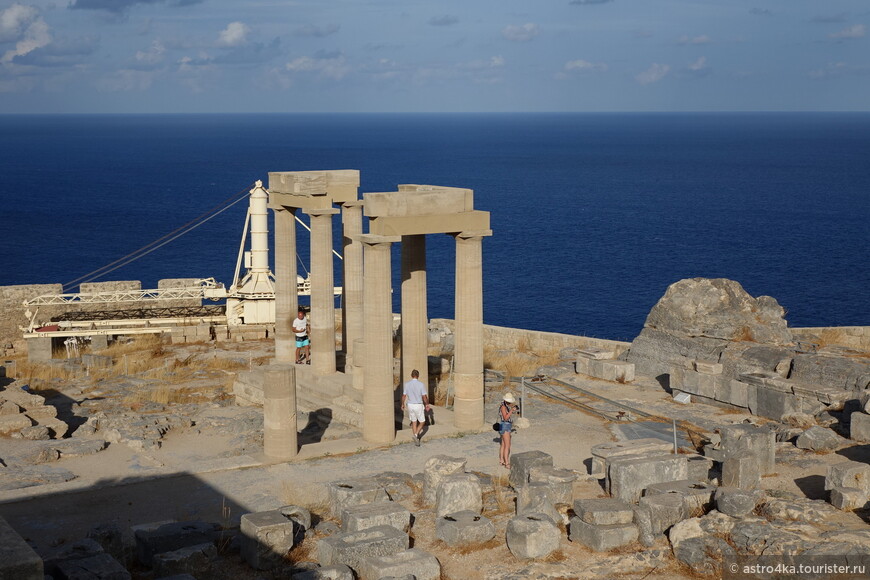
[{"xmin": 0, "ymin": 0, "xmax": 867, "ymax": 113}]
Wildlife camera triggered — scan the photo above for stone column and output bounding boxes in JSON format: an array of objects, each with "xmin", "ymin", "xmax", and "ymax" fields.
[
  {"xmin": 452, "ymin": 231, "xmax": 491, "ymax": 430},
  {"xmin": 305, "ymin": 208, "xmax": 340, "ymax": 375},
  {"xmin": 401, "ymin": 234, "xmax": 428, "ymax": 389},
  {"xmin": 341, "ymin": 201, "xmax": 364, "ymax": 365},
  {"xmin": 362, "ymin": 234, "xmax": 399, "ymax": 444},
  {"xmin": 274, "ymin": 208, "xmax": 298, "ymax": 363},
  {"xmin": 263, "ymin": 364, "xmax": 297, "ymax": 459}
]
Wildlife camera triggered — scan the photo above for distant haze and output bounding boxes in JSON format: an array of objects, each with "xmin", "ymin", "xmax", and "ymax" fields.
[{"xmin": 0, "ymin": 1, "xmax": 867, "ymax": 113}]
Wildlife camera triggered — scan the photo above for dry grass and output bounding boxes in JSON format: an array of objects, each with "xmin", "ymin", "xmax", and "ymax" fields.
[{"xmin": 483, "ymin": 346, "xmax": 561, "ymax": 379}]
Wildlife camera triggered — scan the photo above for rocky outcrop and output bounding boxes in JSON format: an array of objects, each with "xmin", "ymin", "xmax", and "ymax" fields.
[{"xmin": 626, "ymin": 278, "xmax": 870, "ymax": 402}]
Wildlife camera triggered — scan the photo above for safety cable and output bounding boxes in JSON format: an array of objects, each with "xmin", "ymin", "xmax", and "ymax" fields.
[{"xmin": 63, "ymin": 183, "xmax": 254, "ymax": 291}]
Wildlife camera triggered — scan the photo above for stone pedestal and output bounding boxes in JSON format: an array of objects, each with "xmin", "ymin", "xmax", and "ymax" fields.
[
  {"xmin": 362, "ymin": 236, "xmax": 399, "ymax": 444},
  {"xmin": 274, "ymin": 208, "xmax": 298, "ymax": 363},
  {"xmin": 306, "ymin": 208, "xmax": 340, "ymax": 375},
  {"xmin": 263, "ymin": 365, "xmax": 297, "ymax": 459},
  {"xmin": 401, "ymin": 234, "xmax": 428, "ymax": 387}
]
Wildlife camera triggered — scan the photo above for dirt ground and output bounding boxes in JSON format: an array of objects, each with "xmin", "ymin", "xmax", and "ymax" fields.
[{"xmin": 1, "ymin": 338, "xmax": 869, "ymax": 579}]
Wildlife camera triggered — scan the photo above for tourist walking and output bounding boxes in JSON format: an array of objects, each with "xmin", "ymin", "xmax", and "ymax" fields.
[
  {"xmin": 293, "ymin": 308, "xmax": 310, "ymax": 364},
  {"xmin": 401, "ymin": 370, "xmax": 429, "ymax": 446},
  {"xmin": 499, "ymin": 392, "xmax": 519, "ymax": 467}
]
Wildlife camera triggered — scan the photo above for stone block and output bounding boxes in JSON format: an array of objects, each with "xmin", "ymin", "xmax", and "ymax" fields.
[
  {"xmin": 702, "ymin": 444, "xmax": 727, "ymax": 463},
  {"xmin": 240, "ymin": 509, "xmax": 301, "ymax": 570},
  {"xmin": 528, "ymin": 466, "xmax": 577, "ymax": 505},
  {"xmin": 722, "ymin": 455, "xmax": 759, "ymax": 489},
  {"xmin": 0, "ymin": 400, "xmax": 21, "ymax": 415},
  {"xmin": 0, "ymin": 515, "xmax": 44, "ymax": 579},
  {"xmin": 608, "ymin": 454, "xmax": 688, "ymax": 504},
  {"xmin": 515, "ymin": 483, "xmax": 560, "ymax": 524},
  {"xmin": 589, "ymin": 359, "xmax": 635, "ymax": 383},
  {"xmin": 436, "ymin": 473, "xmax": 482, "ymax": 517},
  {"xmin": 134, "ymin": 521, "xmax": 220, "ymax": 566},
  {"xmin": 670, "ymin": 367, "xmax": 720, "ymax": 399},
  {"xmin": 87, "ymin": 523, "xmax": 128, "ymax": 566},
  {"xmin": 16, "ymin": 425, "xmax": 50, "ymax": 440},
  {"xmin": 829, "ymin": 487, "xmax": 868, "ymax": 511},
  {"xmin": 152, "ymin": 543, "xmax": 217, "ymax": 578},
  {"xmin": 632, "ymin": 506, "xmax": 656, "ymax": 547},
  {"xmin": 573, "ymin": 498, "xmax": 634, "ymax": 525},
  {"xmin": 715, "ymin": 379, "xmax": 750, "ymax": 408},
  {"xmin": 569, "ymin": 517, "xmax": 638, "ymax": 552},
  {"xmin": 506, "ymin": 514, "xmax": 561, "ymax": 559},
  {"xmin": 357, "ymin": 549, "xmax": 441, "ymax": 580},
  {"xmin": 686, "ymin": 454, "xmax": 714, "ymax": 482},
  {"xmin": 508, "ymin": 450, "xmax": 553, "ymax": 488},
  {"xmin": 42, "ymin": 538, "xmax": 104, "ymax": 576},
  {"xmin": 645, "ymin": 480, "xmax": 716, "ymax": 516},
  {"xmin": 850, "ymin": 412, "xmax": 870, "ymax": 443},
  {"xmin": 714, "ymin": 487, "xmax": 760, "ymax": 518},
  {"xmin": 423, "ymin": 455, "xmax": 467, "ymax": 505},
  {"xmin": 590, "ymin": 438, "xmax": 673, "ymax": 478},
  {"xmin": 795, "ymin": 426, "xmax": 846, "ymax": 452},
  {"xmin": 577, "ymin": 348, "xmax": 615, "ymax": 360},
  {"xmin": 342, "ymin": 502, "xmax": 411, "ymax": 533},
  {"xmin": 825, "ymin": 461, "xmax": 870, "ymax": 495},
  {"xmin": 694, "ymin": 360, "xmax": 723, "ymax": 375},
  {"xmin": 719, "ymin": 424, "xmax": 775, "ymax": 475},
  {"xmin": 54, "ymin": 553, "xmax": 130, "ymax": 580},
  {"xmin": 753, "ymin": 385, "xmax": 823, "ymax": 421},
  {"xmin": 0, "ymin": 413, "xmax": 31, "ymax": 434},
  {"xmin": 638, "ymin": 493, "xmax": 687, "ymax": 534},
  {"xmin": 327, "ymin": 479, "xmax": 389, "ymax": 518},
  {"xmin": 291, "ymin": 565, "xmax": 354, "ymax": 580},
  {"xmin": 435, "ymin": 511, "xmax": 495, "ymax": 547},
  {"xmin": 27, "ymin": 336, "xmax": 53, "ymax": 362},
  {"xmin": 316, "ymin": 525, "xmax": 408, "ymax": 572}
]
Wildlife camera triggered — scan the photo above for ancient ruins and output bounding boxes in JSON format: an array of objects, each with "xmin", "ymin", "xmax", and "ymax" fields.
[{"xmin": 0, "ymin": 171, "xmax": 868, "ymax": 579}]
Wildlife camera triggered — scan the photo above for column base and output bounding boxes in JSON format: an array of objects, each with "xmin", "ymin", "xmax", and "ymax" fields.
[{"xmin": 453, "ymin": 396, "xmax": 484, "ymax": 431}]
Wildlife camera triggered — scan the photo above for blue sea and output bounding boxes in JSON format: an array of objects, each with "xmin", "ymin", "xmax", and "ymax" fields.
[{"xmin": 1, "ymin": 113, "xmax": 868, "ymax": 342}]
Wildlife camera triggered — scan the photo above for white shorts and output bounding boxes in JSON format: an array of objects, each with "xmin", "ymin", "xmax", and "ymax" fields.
[{"xmin": 407, "ymin": 403, "xmax": 426, "ymax": 423}]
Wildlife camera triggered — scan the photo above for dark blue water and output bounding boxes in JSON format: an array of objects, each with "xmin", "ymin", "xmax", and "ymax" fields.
[{"xmin": 1, "ymin": 113, "xmax": 868, "ymax": 341}]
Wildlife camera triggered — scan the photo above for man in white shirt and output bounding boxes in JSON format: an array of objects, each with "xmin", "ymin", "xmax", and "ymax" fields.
[
  {"xmin": 293, "ymin": 308, "xmax": 310, "ymax": 364},
  {"xmin": 401, "ymin": 369, "xmax": 430, "ymax": 446}
]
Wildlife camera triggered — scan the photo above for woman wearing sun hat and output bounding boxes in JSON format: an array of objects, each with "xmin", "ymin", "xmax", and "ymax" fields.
[{"xmin": 499, "ymin": 392, "xmax": 519, "ymax": 467}]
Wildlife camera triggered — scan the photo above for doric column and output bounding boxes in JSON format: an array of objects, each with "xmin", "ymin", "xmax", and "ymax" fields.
[
  {"xmin": 452, "ymin": 230, "xmax": 491, "ymax": 430},
  {"xmin": 401, "ymin": 234, "xmax": 428, "ymax": 389},
  {"xmin": 263, "ymin": 364, "xmax": 297, "ymax": 459},
  {"xmin": 274, "ymin": 208, "xmax": 298, "ymax": 363},
  {"xmin": 362, "ymin": 234, "xmax": 399, "ymax": 443},
  {"xmin": 341, "ymin": 201, "xmax": 365, "ymax": 365},
  {"xmin": 305, "ymin": 207, "xmax": 340, "ymax": 375}
]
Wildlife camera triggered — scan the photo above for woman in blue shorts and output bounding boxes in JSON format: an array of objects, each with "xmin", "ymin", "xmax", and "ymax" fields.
[{"xmin": 499, "ymin": 392, "xmax": 518, "ymax": 467}]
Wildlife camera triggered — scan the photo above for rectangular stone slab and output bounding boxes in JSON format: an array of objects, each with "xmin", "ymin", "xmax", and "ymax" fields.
[
  {"xmin": 316, "ymin": 525, "xmax": 409, "ymax": 572},
  {"xmin": 0, "ymin": 515, "xmax": 44, "ymax": 579}
]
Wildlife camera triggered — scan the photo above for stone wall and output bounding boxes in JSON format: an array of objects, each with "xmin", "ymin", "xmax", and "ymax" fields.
[
  {"xmin": 0, "ymin": 283, "xmax": 64, "ymax": 351},
  {"xmin": 428, "ymin": 318, "xmax": 630, "ymax": 355},
  {"xmin": 791, "ymin": 327, "xmax": 870, "ymax": 353}
]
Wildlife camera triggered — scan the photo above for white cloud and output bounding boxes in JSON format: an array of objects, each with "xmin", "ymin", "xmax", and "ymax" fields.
[
  {"xmin": 1, "ymin": 3, "xmax": 51, "ymax": 64},
  {"xmin": 135, "ymin": 39, "xmax": 165, "ymax": 66},
  {"xmin": 564, "ymin": 59, "xmax": 607, "ymax": 73},
  {"xmin": 636, "ymin": 63, "xmax": 670, "ymax": 85},
  {"xmin": 688, "ymin": 56, "xmax": 707, "ymax": 71},
  {"xmin": 0, "ymin": 3, "xmax": 38, "ymax": 43},
  {"xmin": 829, "ymin": 24, "xmax": 865, "ymax": 39},
  {"xmin": 677, "ymin": 35, "xmax": 710, "ymax": 45},
  {"xmin": 218, "ymin": 21, "xmax": 250, "ymax": 47},
  {"xmin": 502, "ymin": 23, "xmax": 539, "ymax": 42},
  {"xmin": 285, "ymin": 52, "xmax": 349, "ymax": 80}
]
